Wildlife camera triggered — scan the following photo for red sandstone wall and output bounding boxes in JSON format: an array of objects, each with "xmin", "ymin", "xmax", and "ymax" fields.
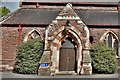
[
  {"xmin": 20, "ymin": 27, "xmax": 45, "ymax": 42},
  {"xmin": 1, "ymin": 27, "xmax": 45, "ymax": 72},
  {"xmin": 1, "ymin": 27, "xmax": 18, "ymax": 71},
  {"xmin": 89, "ymin": 28, "xmax": 119, "ymax": 44},
  {"xmin": 1, "ymin": 27, "xmax": 120, "ymax": 72}
]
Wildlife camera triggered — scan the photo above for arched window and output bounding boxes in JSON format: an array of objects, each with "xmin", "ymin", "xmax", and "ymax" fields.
[
  {"xmin": 28, "ymin": 30, "xmax": 40, "ymax": 40},
  {"xmin": 108, "ymin": 33, "xmax": 112, "ymax": 48},
  {"xmin": 24, "ymin": 29, "xmax": 42, "ymax": 41},
  {"xmin": 103, "ymin": 32, "xmax": 119, "ymax": 56}
]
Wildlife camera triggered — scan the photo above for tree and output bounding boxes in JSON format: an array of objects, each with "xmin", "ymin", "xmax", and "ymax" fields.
[
  {"xmin": 14, "ymin": 38, "xmax": 44, "ymax": 74},
  {"xmin": 0, "ymin": 6, "xmax": 10, "ymax": 17},
  {"xmin": 90, "ymin": 42, "xmax": 116, "ymax": 74}
]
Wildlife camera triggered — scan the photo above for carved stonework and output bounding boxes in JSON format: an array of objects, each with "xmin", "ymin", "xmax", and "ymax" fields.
[
  {"xmin": 47, "ymin": 25, "xmax": 55, "ymax": 35},
  {"xmin": 56, "ymin": 3, "xmax": 80, "ymax": 20},
  {"xmin": 39, "ymin": 3, "xmax": 92, "ymax": 76}
]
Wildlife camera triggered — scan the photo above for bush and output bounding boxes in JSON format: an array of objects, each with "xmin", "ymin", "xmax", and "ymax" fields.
[
  {"xmin": 14, "ymin": 38, "xmax": 44, "ymax": 74},
  {"xmin": 90, "ymin": 42, "xmax": 116, "ymax": 74}
]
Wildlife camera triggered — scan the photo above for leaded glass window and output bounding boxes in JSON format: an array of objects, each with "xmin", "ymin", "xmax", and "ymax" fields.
[{"xmin": 103, "ymin": 32, "xmax": 119, "ymax": 56}]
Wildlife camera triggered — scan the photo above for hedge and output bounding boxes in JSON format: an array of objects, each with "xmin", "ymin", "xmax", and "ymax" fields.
[
  {"xmin": 90, "ymin": 42, "xmax": 116, "ymax": 74},
  {"xmin": 13, "ymin": 38, "xmax": 44, "ymax": 74}
]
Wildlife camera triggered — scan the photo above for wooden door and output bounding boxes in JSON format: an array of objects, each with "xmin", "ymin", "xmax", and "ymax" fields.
[{"xmin": 59, "ymin": 38, "xmax": 76, "ymax": 71}]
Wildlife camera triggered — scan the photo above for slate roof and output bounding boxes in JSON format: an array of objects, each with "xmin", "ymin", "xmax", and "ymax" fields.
[
  {"xmin": 2, "ymin": 8, "xmax": 60, "ymax": 25},
  {"xmin": 2, "ymin": 8, "xmax": 118, "ymax": 26},
  {"xmin": 76, "ymin": 10, "xmax": 118, "ymax": 26}
]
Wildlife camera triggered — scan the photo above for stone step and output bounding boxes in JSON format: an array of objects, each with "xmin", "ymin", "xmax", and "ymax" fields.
[{"xmin": 54, "ymin": 71, "xmax": 77, "ymax": 75}]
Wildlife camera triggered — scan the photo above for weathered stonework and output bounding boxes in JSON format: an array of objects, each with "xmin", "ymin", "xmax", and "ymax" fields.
[{"xmin": 39, "ymin": 3, "xmax": 92, "ymax": 75}]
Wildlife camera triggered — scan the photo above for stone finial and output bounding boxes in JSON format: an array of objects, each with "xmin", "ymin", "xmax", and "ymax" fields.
[
  {"xmin": 36, "ymin": 2, "xmax": 40, "ymax": 8},
  {"xmin": 19, "ymin": 0, "xmax": 24, "ymax": 7},
  {"xmin": 66, "ymin": 3, "xmax": 72, "ymax": 8}
]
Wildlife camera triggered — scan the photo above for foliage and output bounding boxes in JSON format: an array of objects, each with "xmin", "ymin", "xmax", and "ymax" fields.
[
  {"xmin": 14, "ymin": 38, "xmax": 44, "ymax": 74},
  {"xmin": 90, "ymin": 42, "xmax": 116, "ymax": 74},
  {"xmin": 0, "ymin": 6, "xmax": 10, "ymax": 17}
]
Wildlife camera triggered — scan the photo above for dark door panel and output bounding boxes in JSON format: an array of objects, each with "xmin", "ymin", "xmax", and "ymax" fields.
[
  {"xmin": 68, "ymin": 49, "xmax": 75, "ymax": 71},
  {"xmin": 59, "ymin": 48, "xmax": 76, "ymax": 71},
  {"xmin": 59, "ymin": 37, "xmax": 76, "ymax": 71},
  {"xmin": 59, "ymin": 48, "xmax": 68, "ymax": 71}
]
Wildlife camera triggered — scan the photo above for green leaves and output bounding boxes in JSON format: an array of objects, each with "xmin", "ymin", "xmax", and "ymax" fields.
[
  {"xmin": 90, "ymin": 42, "xmax": 116, "ymax": 74},
  {"xmin": 14, "ymin": 38, "xmax": 44, "ymax": 74},
  {"xmin": 0, "ymin": 6, "xmax": 10, "ymax": 17}
]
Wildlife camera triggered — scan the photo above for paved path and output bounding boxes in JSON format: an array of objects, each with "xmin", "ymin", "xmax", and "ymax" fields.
[{"xmin": 0, "ymin": 72, "xmax": 119, "ymax": 80}]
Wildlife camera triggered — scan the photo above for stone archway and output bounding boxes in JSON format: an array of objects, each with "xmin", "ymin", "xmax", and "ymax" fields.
[
  {"xmin": 39, "ymin": 3, "xmax": 92, "ymax": 76},
  {"xmin": 50, "ymin": 28, "xmax": 83, "ymax": 75}
]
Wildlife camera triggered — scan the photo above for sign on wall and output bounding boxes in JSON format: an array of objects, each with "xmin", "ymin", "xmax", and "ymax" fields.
[{"xmin": 39, "ymin": 63, "xmax": 49, "ymax": 67}]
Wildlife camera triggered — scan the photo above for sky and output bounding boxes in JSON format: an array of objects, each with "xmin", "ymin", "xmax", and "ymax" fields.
[
  {"xmin": 1, "ymin": 0, "xmax": 20, "ymax": 12},
  {"xmin": 0, "ymin": 0, "xmax": 120, "ymax": 12}
]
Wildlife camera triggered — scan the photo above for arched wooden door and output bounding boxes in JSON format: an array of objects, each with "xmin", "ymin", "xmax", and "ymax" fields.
[{"xmin": 59, "ymin": 37, "xmax": 76, "ymax": 71}]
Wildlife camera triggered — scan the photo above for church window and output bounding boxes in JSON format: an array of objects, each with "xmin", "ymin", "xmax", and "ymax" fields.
[
  {"xmin": 27, "ymin": 30, "xmax": 41, "ymax": 40},
  {"xmin": 103, "ymin": 32, "xmax": 119, "ymax": 56}
]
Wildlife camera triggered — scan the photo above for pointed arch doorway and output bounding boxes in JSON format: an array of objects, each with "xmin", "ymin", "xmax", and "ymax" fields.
[
  {"xmin": 39, "ymin": 3, "xmax": 92, "ymax": 76},
  {"xmin": 59, "ymin": 37, "xmax": 77, "ymax": 72}
]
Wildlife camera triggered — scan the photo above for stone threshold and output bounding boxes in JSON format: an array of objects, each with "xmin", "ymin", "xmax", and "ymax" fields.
[{"xmin": 54, "ymin": 71, "xmax": 77, "ymax": 75}]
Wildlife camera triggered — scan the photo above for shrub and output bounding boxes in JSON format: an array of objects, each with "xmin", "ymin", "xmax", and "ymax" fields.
[
  {"xmin": 90, "ymin": 42, "xmax": 116, "ymax": 74},
  {"xmin": 14, "ymin": 38, "xmax": 44, "ymax": 74}
]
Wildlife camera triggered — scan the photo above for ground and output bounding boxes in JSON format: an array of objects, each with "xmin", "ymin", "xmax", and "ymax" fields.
[{"xmin": 0, "ymin": 72, "xmax": 119, "ymax": 80}]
